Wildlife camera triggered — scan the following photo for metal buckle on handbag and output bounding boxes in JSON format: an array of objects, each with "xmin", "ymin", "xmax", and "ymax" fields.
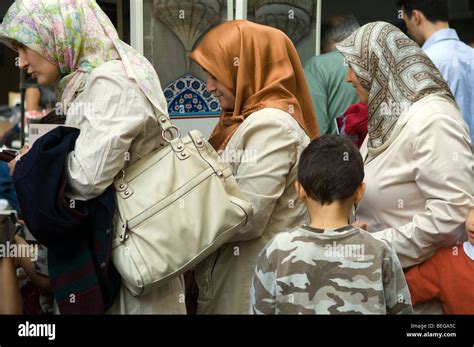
[
  {"xmin": 162, "ymin": 125, "xmax": 181, "ymax": 142},
  {"xmin": 115, "ymin": 169, "xmax": 134, "ymax": 199},
  {"xmin": 161, "ymin": 126, "xmax": 190, "ymax": 160},
  {"xmin": 189, "ymin": 130, "xmax": 205, "ymax": 148},
  {"xmin": 115, "ymin": 170, "xmax": 127, "ymax": 191},
  {"xmin": 170, "ymin": 139, "xmax": 189, "ymax": 160},
  {"xmin": 119, "ymin": 220, "xmax": 129, "ymax": 243}
]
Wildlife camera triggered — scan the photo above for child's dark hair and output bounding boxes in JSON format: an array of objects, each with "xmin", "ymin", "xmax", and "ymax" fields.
[{"xmin": 298, "ymin": 135, "xmax": 364, "ymax": 205}]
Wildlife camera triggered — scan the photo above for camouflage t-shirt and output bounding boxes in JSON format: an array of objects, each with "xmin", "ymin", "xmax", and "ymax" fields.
[{"xmin": 249, "ymin": 225, "xmax": 413, "ymax": 314}]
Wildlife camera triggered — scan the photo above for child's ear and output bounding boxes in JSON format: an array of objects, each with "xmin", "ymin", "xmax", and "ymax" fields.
[
  {"xmin": 354, "ymin": 182, "xmax": 366, "ymax": 204},
  {"xmin": 295, "ymin": 181, "xmax": 307, "ymax": 202}
]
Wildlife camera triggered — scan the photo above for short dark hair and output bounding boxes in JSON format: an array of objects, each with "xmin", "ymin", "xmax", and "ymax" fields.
[
  {"xmin": 298, "ymin": 135, "xmax": 364, "ymax": 205},
  {"xmin": 321, "ymin": 15, "xmax": 360, "ymax": 48},
  {"xmin": 397, "ymin": 0, "xmax": 449, "ymax": 22}
]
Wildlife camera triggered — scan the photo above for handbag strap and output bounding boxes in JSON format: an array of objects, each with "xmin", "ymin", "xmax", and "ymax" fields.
[{"xmin": 157, "ymin": 114, "xmax": 181, "ymax": 143}]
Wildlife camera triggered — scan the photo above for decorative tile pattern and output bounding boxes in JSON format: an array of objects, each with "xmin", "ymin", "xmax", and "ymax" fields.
[{"xmin": 163, "ymin": 73, "xmax": 221, "ymax": 117}]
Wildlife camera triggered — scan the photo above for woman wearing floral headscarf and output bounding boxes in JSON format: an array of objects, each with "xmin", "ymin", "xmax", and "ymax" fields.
[
  {"xmin": 0, "ymin": 0, "xmax": 185, "ymax": 314},
  {"xmin": 337, "ymin": 22, "xmax": 473, "ymax": 310},
  {"xmin": 189, "ymin": 20, "xmax": 319, "ymax": 314}
]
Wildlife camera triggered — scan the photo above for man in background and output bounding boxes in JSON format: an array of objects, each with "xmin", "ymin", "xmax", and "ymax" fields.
[
  {"xmin": 304, "ymin": 15, "xmax": 360, "ymax": 135},
  {"xmin": 398, "ymin": 0, "xmax": 473, "ymax": 143}
]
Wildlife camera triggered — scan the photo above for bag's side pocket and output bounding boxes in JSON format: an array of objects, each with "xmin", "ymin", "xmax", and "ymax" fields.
[{"xmin": 111, "ymin": 222, "xmax": 149, "ymax": 297}]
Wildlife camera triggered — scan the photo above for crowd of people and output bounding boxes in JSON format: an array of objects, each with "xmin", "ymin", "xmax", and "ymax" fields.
[{"xmin": 0, "ymin": 0, "xmax": 472, "ymax": 315}]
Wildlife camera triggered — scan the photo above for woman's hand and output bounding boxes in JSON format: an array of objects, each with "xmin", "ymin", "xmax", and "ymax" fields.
[{"xmin": 8, "ymin": 145, "xmax": 30, "ymax": 176}]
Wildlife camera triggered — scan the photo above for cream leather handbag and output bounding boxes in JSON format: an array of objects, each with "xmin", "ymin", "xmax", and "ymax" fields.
[{"xmin": 111, "ymin": 115, "xmax": 252, "ymax": 296}]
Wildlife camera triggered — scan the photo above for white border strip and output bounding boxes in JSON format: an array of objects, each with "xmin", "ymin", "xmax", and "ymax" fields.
[
  {"xmin": 235, "ymin": 0, "xmax": 247, "ymax": 20},
  {"xmin": 227, "ymin": 0, "xmax": 234, "ymax": 21},
  {"xmin": 315, "ymin": 0, "xmax": 322, "ymax": 56},
  {"xmin": 130, "ymin": 0, "xmax": 144, "ymax": 54}
]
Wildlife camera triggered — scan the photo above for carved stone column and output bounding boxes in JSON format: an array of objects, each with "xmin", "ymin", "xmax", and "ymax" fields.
[{"xmin": 251, "ymin": 0, "xmax": 314, "ymax": 44}]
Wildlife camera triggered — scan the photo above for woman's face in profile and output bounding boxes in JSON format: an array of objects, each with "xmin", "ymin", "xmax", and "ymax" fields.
[
  {"xmin": 346, "ymin": 67, "xmax": 369, "ymax": 105},
  {"xmin": 205, "ymin": 72, "xmax": 235, "ymax": 112},
  {"xmin": 14, "ymin": 43, "xmax": 61, "ymax": 86}
]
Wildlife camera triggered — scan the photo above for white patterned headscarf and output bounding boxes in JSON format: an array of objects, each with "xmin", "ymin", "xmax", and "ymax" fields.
[{"xmin": 336, "ymin": 21, "xmax": 454, "ymax": 156}]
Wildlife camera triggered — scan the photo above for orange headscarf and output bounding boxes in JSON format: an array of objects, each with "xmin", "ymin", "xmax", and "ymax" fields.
[{"xmin": 189, "ymin": 20, "xmax": 319, "ymax": 151}]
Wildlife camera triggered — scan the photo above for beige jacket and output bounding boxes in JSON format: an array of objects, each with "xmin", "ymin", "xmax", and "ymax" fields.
[
  {"xmin": 195, "ymin": 108, "xmax": 310, "ymax": 314},
  {"xmin": 64, "ymin": 60, "xmax": 163, "ymax": 201},
  {"xmin": 64, "ymin": 60, "xmax": 186, "ymax": 314},
  {"xmin": 357, "ymin": 95, "xmax": 473, "ymax": 269}
]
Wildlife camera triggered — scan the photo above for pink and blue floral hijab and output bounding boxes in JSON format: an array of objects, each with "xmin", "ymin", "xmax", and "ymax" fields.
[{"xmin": 0, "ymin": 0, "xmax": 168, "ymax": 117}]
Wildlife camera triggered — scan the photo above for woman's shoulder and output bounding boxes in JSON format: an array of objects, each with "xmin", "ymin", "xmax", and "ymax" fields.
[
  {"xmin": 248, "ymin": 107, "xmax": 293, "ymax": 118},
  {"xmin": 245, "ymin": 107, "xmax": 308, "ymax": 135},
  {"xmin": 81, "ymin": 60, "xmax": 147, "ymax": 104},
  {"xmin": 231, "ymin": 107, "xmax": 310, "ymax": 147},
  {"xmin": 405, "ymin": 95, "xmax": 469, "ymax": 137},
  {"xmin": 86, "ymin": 60, "xmax": 134, "ymax": 87},
  {"xmin": 77, "ymin": 60, "xmax": 152, "ymax": 115},
  {"xmin": 408, "ymin": 95, "xmax": 463, "ymax": 125}
]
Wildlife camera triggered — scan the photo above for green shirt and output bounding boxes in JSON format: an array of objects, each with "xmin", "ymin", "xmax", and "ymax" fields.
[{"xmin": 304, "ymin": 50, "xmax": 359, "ymax": 135}]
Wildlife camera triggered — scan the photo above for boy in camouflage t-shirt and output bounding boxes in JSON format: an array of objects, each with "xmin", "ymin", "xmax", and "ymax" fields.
[{"xmin": 249, "ymin": 135, "xmax": 412, "ymax": 314}]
